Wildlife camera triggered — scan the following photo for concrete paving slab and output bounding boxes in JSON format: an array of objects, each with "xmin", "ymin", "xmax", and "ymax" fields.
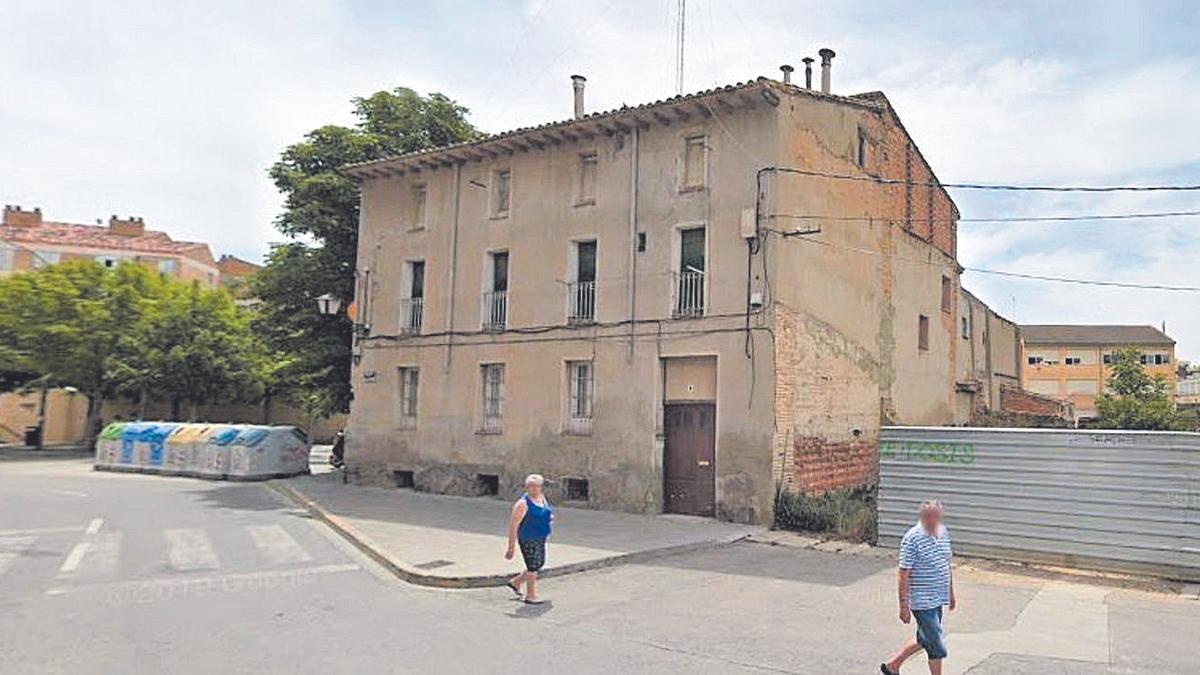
[{"xmin": 270, "ymin": 473, "xmax": 760, "ymax": 588}]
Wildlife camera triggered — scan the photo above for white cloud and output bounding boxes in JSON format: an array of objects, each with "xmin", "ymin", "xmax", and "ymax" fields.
[{"xmin": 2, "ymin": 1, "xmax": 1198, "ymax": 357}]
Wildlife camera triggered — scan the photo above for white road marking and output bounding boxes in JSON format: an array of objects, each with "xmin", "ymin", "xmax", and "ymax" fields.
[
  {"xmin": 0, "ymin": 526, "xmax": 83, "ymax": 537},
  {"xmin": 49, "ymin": 489, "xmax": 88, "ymax": 498},
  {"xmin": 59, "ymin": 542, "xmax": 93, "ymax": 573},
  {"xmin": 0, "ymin": 536, "xmax": 36, "ymax": 576},
  {"xmin": 246, "ymin": 525, "xmax": 312, "ymax": 566},
  {"xmin": 85, "ymin": 518, "xmax": 104, "ymax": 535},
  {"xmin": 43, "ymin": 563, "xmax": 361, "ymax": 604},
  {"xmin": 164, "ymin": 528, "xmax": 219, "ymax": 571}
]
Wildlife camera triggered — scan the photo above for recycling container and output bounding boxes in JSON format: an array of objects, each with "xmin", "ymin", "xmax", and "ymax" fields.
[
  {"xmin": 117, "ymin": 422, "xmax": 152, "ymax": 471},
  {"xmin": 164, "ymin": 424, "xmax": 207, "ymax": 476},
  {"xmin": 196, "ymin": 426, "xmax": 241, "ymax": 479},
  {"xmin": 93, "ymin": 422, "xmax": 127, "ymax": 469},
  {"xmin": 138, "ymin": 423, "xmax": 179, "ymax": 474}
]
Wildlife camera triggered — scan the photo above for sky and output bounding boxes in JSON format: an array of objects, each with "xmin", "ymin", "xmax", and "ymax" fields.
[{"xmin": 3, "ymin": 0, "xmax": 1199, "ymax": 358}]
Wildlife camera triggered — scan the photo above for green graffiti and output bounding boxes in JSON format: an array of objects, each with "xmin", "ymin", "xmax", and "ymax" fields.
[{"xmin": 880, "ymin": 441, "xmax": 975, "ymax": 465}]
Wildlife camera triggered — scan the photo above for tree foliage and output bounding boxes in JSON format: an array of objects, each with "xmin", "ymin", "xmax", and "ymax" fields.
[
  {"xmin": 254, "ymin": 87, "xmax": 480, "ymax": 416},
  {"xmin": 0, "ymin": 261, "xmax": 271, "ymax": 441},
  {"xmin": 1094, "ymin": 348, "xmax": 1181, "ymax": 430}
]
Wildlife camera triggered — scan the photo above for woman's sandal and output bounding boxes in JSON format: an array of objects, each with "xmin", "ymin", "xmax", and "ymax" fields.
[{"xmin": 505, "ymin": 581, "xmax": 521, "ymax": 596}]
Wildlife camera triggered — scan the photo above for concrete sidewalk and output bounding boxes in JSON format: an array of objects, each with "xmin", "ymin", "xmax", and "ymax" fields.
[{"xmin": 271, "ymin": 472, "xmax": 761, "ymax": 588}]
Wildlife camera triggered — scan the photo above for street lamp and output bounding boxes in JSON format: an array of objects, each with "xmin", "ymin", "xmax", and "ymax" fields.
[{"xmin": 316, "ymin": 293, "xmax": 341, "ymax": 316}]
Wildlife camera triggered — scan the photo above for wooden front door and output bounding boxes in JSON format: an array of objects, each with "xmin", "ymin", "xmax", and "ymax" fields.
[{"xmin": 663, "ymin": 402, "xmax": 716, "ymax": 516}]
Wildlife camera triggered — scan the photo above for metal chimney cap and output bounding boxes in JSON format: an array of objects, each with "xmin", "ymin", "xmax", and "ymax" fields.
[
  {"xmin": 780, "ymin": 64, "xmax": 794, "ymax": 74},
  {"xmin": 818, "ymin": 48, "xmax": 836, "ymax": 61},
  {"xmin": 570, "ymin": 74, "xmax": 587, "ymax": 83},
  {"xmin": 801, "ymin": 57, "xmax": 815, "ymax": 65}
]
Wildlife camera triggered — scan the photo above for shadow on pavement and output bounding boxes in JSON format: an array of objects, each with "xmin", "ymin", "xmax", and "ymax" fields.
[
  {"xmin": 643, "ymin": 540, "xmax": 890, "ymax": 586},
  {"xmin": 187, "ymin": 482, "xmax": 313, "ymax": 515},
  {"xmin": 506, "ymin": 601, "xmax": 554, "ymax": 619}
]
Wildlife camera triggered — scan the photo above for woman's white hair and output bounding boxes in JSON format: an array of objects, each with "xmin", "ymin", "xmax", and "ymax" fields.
[
  {"xmin": 919, "ymin": 499, "xmax": 944, "ymax": 514},
  {"xmin": 524, "ymin": 473, "xmax": 545, "ymax": 487}
]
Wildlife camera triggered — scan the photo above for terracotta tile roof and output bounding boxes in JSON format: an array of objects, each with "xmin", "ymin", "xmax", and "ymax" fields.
[
  {"xmin": 0, "ymin": 220, "xmax": 214, "ymax": 263},
  {"xmin": 1022, "ymin": 324, "xmax": 1175, "ymax": 346},
  {"xmin": 343, "ymin": 77, "xmax": 883, "ymax": 176}
]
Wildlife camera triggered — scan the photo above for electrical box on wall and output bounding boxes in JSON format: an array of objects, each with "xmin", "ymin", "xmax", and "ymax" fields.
[{"xmin": 740, "ymin": 208, "xmax": 756, "ymax": 239}]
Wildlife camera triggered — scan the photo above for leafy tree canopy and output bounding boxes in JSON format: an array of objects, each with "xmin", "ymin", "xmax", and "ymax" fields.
[
  {"xmin": 254, "ymin": 87, "xmax": 480, "ymax": 417},
  {"xmin": 1094, "ymin": 348, "xmax": 1181, "ymax": 430}
]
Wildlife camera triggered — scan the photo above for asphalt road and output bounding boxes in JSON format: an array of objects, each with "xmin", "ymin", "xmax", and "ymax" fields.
[{"xmin": 2, "ymin": 458, "xmax": 1197, "ymax": 674}]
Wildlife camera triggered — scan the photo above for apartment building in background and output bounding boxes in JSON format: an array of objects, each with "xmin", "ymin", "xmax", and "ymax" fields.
[
  {"xmin": 341, "ymin": 54, "xmax": 967, "ymax": 524},
  {"xmin": 1021, "ymin": 324, "xmax": 1176, "ymax": 420},
  {"xmin": 0, "ymin": 205, "xmax": 220, "ymax": 285}
]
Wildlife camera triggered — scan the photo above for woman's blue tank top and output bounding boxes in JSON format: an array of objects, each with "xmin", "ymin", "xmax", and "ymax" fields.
[{"xmin": 517, "ymin": 493, "xmax": 553, "ymax": 541}]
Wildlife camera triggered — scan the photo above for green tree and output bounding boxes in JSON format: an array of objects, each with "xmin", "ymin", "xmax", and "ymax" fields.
[
  {"xmin": 0, "ymin": 261, "xmax": 159, "ymax": 445},
  {"xmin": 119, "ymin": 280, "xmax": 262, "ymax": 420},
  {"xmin": 1095, "ymin": 348, "xmax": 1181, "ymax": 430},
  {"xmin": 255, "ymin": 87, "xmax": 480, "ymax": 416}
]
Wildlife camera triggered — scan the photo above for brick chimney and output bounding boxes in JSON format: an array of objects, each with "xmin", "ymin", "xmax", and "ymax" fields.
[
  {"xmin": 3, "ymin": 205, "xmax": 43, "ymax": 227},
  {"xmin": 109, "ymin": 215, "xmax": 146, "ymax": 237}
]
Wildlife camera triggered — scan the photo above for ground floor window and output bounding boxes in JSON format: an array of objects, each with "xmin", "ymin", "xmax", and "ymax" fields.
[
  {"xmin": 480, "ymin": 363, "xmax": 505, "ymax": 432},
  {"xmin": 397, "ymin": 367, "xmax": 419, "ymax": 428},
  {"xmin": 566, "ymin": 360, "xmax": 593, "ymax": 434}
]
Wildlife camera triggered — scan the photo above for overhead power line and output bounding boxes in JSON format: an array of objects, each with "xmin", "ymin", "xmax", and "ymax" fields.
[
  {"xmin": 769, "ymin": 167, "xmax": 1200, "ymax": 193},
  {"xmin": 771, "ymin": 209, "xmax": 1200, "ymax": 225},
  {"xmin": 966, "ymin": 268, "xmax": 1200, "ymax": 292},
  {"xmin": 772, "ymin": 232, "xmax": 1200, "ymax": 292}
]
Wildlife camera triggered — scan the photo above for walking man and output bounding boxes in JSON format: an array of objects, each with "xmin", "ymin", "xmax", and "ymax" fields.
[{"xmin": 882, "ymin": 500, "xmax": 956, "ymax": 675}]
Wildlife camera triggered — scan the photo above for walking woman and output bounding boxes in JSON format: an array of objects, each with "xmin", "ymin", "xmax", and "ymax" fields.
[{"xmin": 505, "ymin": 474, "xmax": 553, "ymax": 604}]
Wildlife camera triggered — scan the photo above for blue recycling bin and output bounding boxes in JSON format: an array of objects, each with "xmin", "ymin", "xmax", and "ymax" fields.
[{"xmin": 118, "ymin": 422, "xmax": 152, "ymax": 468}]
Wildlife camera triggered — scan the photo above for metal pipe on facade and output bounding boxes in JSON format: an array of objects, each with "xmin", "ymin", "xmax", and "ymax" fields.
[
  {"xmin": 627, "ymin": 127, "xmax": 640, "ymax": 361},
  {"xmin": 445, "ymin": 162, "xmax": 463, "ymax": 371}
]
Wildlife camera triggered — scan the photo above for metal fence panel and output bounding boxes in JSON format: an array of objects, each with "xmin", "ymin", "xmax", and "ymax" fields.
[{"xmin": 879, "ymin": 426, "xmax": 1200, "ymax": 581}]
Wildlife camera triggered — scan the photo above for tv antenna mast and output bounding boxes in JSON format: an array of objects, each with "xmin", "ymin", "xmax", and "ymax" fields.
[{"xmin": 675, "ymin": 0, "xmax": 686, "ymax": 94}]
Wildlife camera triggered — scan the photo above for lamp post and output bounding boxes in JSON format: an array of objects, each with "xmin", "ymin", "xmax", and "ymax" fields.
[{"xmin": 315, "ymin": 293, "xmax": 342, "ymax": 317}]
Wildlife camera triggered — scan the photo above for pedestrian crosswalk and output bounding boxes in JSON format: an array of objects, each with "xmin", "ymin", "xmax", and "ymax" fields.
[{"xmin": 0, "ymin": 521, "xmax": 342, "ymax": 594}]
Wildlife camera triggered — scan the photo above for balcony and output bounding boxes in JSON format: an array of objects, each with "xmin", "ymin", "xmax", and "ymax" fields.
[
  {"xmin": 673, "ymin": 269, "xmax": 705, "ymax": 318},
  {"xmin": 482, "ymin": 290, "xmax": 507, "ymax": 331},
  {"xmin": 567, "ymin": 281, "xmax": 596, "ymax": 324},
  {"xmin": 399, "ymin": 297, "xmax": 423, "ymax": 334}
]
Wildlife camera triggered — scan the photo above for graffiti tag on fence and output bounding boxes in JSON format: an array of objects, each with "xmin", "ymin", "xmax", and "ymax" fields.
[{"xmin": 880, "ymin": 441, "xmax": 975, "ymax": 465}]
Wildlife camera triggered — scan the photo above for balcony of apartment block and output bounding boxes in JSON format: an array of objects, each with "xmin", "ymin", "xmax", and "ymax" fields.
[
  {"xmin": 398, "ymin": 297, "xmax": 423, "ymax": 335},
  {"xmin": 672, "ymin": 269, "xmax": 705, "ymax": 319},
  {"xmin": 567, "ymin": 281, "xmax": 596, "ymax": 325},
  {"xmin": 482, "ymin": 290, "xmax": 507, "ymax": 332}
]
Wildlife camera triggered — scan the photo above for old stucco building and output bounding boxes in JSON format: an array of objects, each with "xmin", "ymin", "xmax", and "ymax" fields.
[{"xmin": 342, "ymin": 57, "xmax": 963, "ymax": 524}]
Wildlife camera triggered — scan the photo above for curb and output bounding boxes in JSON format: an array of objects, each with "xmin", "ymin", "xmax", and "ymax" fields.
[{"xmin": 268, "ymin": 481, "xmax": 751, "ymax": 589}]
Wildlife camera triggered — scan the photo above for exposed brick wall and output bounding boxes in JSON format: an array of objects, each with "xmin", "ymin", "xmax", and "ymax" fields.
[
  {"xmin": 1001, "ymin": 385, "xmax": 1071, "ymax": 418},
  {"xmin": 792, "ymin": 435, "xmax": 878, "ymax": 493}
]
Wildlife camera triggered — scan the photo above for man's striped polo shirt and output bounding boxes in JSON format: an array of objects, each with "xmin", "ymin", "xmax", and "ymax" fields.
[{"xmin": 898, "ymin": 522, "xmax": 952, "ymax": 610}]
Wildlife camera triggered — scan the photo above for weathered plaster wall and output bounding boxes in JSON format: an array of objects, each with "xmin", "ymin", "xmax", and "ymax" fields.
[
  {"xmin": 348, "ymin": 99, "xmax": 780, "ymax": 523},
  {"xmin": 767, "ymin": 89, "xmax": 959, "ymax": 493}
]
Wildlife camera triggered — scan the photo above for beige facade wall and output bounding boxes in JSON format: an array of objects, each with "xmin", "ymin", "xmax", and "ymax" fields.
[
  {"xmin": 0, "ymin": 389, "xmax": 89, "ymax": 444},
  {"xmin": 954, "ymin": 289, "xmax": 1021, "ymax": 423},
  {"xmin": 767, "ymin": 93, "xmax": 959, "ymax": 493},
  {"xmin": 1021, "ymin": 342, "xmax": 1176, "ymax": 418},
  {"xmin": 350, "ymin": 101, "xmax": 781, "ymax": 522}
]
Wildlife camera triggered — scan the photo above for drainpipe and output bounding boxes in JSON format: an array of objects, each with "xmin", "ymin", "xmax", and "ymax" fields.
[
  {"xmin": 627, "ymin": 127, "xmax": 640, "ymax": 361},
  {"xmin": 445, "ymin": 162, "xmax": 463, "ymax": 372}
]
